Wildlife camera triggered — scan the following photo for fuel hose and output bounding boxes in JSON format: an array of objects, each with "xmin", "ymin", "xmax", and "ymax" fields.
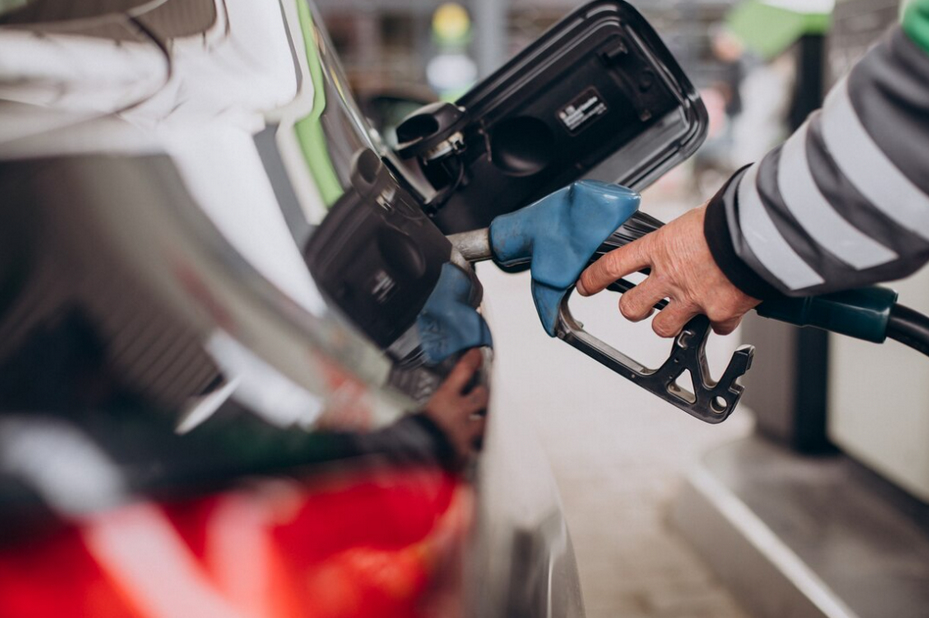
[{"xmin": 886, "ymin": 303, "xmax": 929, "ymax": 357}]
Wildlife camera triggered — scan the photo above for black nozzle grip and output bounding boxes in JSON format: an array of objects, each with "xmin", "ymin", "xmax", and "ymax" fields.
[{"xmin": 756, "ymin": 286, "xmax": 898, "ymax": 343}]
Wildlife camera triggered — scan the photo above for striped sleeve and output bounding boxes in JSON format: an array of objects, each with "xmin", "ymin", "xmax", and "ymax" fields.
[{"xmin": 705, "ymin": 6, "xmax": 929, "ymax": 299}]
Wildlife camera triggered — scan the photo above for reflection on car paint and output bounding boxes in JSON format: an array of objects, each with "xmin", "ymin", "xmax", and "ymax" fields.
[{"xmin": 0, "ymin": 465, "xmax": 472, "ymax": 618}]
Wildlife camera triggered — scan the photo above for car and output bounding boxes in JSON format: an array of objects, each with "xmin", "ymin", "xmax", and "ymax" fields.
[{"xmin": 0, "ymin": 1, "xmax": 705, "ymax": 616}]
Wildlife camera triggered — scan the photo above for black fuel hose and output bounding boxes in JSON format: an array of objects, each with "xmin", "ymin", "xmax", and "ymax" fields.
[{"xmin": 887, "ymin": 303, "xmax": 929, "ymax": 357}]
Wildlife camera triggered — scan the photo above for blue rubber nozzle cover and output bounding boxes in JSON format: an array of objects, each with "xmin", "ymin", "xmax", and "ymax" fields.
[
  {"xmin": 417, "ymin": 263, "xmax": 493, "ymax": 364},
  {"xmin": 489, "ymin": 180, "xmax": 641, "ymax": 336}
]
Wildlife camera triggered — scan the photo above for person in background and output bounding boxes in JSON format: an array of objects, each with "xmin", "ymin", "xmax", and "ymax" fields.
[{"xmin": 577, "ymin": 0, "xmax": 929, "ymax": 338}]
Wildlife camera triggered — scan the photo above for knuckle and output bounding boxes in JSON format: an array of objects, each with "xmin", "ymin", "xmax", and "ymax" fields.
[
  {"xmin": 705, "ymin": 307, "xmax": 727, "ymax": 323},
  {"xmin": 704, "ymin": 300, "xmax": 737, "ymax": 323},
  {"xmin": 601, "ymin": 250, "xmax": 625, "ymax": 278}
]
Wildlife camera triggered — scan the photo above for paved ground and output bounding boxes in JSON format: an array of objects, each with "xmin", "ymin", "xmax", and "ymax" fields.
[{"xmin": 479, "ymin": 197, "xmax": 754, "ymax": 618}]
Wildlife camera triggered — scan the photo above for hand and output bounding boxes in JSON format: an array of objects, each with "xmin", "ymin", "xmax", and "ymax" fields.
[
  {"xmin": 576, "ymin": 204, "xmax": 761, "ymax": 337},
  {"xmin": 422, "ymin": 348, "xmax": 489, "ymax": 463}
]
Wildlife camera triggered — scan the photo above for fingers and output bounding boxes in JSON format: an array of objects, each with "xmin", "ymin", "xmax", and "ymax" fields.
[
  {"xmin": 464, "ymin": 385, "xmax": 489, "ymax": 415},
  {"xmin": 443, "ymin": 348, "xmax": 483, "ymax": 394},
  {"xmin": 463, "ymin": 388, "xmax": 489, "ymax": 454},
  {"xmin": 618, "ymin": 277, "xmax": 666, "ymax": 322},
  {"xmin": 651, "ymin": 302, "xmax": 699, "ymax": 338},
  {"xmin": 446, "ymin": 385, "xmax": 488, "ymax": 460},
  {"xmin": 421, "ymin": 377, "xmax": 488, "ymax": 465},
  {"xmin": 425, "ymin": 366, "xmax": 488, "ymax": 422},
  {"xmin": 576, "ymin": 204, "xmax": 758, "ymax": 338},
  {"xmin": 577, "ymin": 239, "xmax": 651, "ymax": 297},
  {"xmin": 469, "ymin": 414, "xmax": 487, "ymax": 444}
]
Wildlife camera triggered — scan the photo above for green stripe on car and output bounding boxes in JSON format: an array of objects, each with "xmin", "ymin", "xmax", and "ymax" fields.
[{"xmin": 294, "ymin": 1, "xmax": 344, "ymax": 207}]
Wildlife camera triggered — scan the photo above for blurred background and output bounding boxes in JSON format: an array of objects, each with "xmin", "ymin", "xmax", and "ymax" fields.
[
  {"xmin": 316, "ymin": 1, "xmax": 929, "ymax": 617},
  {"xmin": 316, "ymin": 0, "xmax": 898, "ymax": 202}
]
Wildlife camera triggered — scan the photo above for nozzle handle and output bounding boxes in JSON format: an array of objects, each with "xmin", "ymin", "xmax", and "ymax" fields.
[
  {"xmin": 756, "ymin": 287, "xmax": 898, "ymax": 343},
  {"xmin": 555, "ymin": 290, "xmax": 753, "ymax": 424}
]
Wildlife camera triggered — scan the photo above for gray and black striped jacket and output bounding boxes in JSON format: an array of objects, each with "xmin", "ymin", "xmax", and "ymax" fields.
[{"xmin": 705, "ymin": 0, "xmax": 929, "ymax": 299}]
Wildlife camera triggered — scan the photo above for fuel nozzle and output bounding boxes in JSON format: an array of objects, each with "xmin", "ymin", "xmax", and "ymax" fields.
[
  {"xmin": 448, "ymin": 180, "xmax": 752, "ymax": 423},
  {"xmin": 448, "ymin": 179, "xmax": 918, "ymax": 424}
]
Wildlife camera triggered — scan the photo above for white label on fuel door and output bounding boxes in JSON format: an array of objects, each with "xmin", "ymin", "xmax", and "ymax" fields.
[{"xmin": 557, "ymin": 87, "xmax": 608, "ymax": 134}]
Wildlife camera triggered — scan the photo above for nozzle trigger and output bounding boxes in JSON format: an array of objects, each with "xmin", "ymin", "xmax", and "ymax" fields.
[{"xmin": 554, "ymin": 289, "xmax": 754, "ymax": 424}]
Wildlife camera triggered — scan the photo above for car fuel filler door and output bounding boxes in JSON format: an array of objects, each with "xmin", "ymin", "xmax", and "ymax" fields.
[{"xmin": 393, "ymin": 0, "xmax": 707, "ymax": 233}]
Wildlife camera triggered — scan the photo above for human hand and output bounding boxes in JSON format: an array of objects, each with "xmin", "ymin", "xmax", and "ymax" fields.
[
  {"xmin": 576, "ymin": 204, "xmax": 761, "ymax": 337},
  {"xmin": 422, "ymin": 348, "xmax": 489, "ymax": 464}
]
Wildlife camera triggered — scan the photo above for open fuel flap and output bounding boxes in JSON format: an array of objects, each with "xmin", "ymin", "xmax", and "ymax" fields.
[{"xmin": 394, "ymin": 0, "xmax": 707, "ymax": 233}]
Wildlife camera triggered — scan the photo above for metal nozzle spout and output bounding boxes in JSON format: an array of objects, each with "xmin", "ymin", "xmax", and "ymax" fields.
[{"xmin": 447, "ymin": 228, "xmax": 493, "ymax": 263}]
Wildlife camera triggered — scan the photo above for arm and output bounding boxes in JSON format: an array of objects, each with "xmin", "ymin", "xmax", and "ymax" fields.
[
  {"xmin": 709, "ymin": 1, "xmax": 929, "ymax": 298},
  {"xmin": 579, "ymin": 1, "xmax": 929, "ymax": 336}
]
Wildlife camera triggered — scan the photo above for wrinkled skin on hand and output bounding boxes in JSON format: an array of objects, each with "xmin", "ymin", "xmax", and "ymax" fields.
[
  {"xmin": 422, "ymin": 348, "xmax": 488, "ymax": 465},
  {"xmin": 577, "ymin": 204, "xmax": 761, "ymax": 338}
]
